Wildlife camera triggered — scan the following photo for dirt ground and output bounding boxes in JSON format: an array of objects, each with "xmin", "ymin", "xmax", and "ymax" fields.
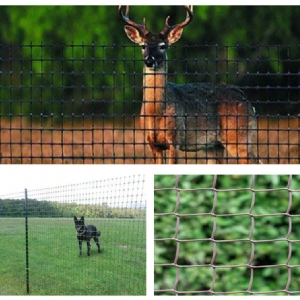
[{"xmin": 0, "ymin": 117, "xmax": 298, "ymax": 164}]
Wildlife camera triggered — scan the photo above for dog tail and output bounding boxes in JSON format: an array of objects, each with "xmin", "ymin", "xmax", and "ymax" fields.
[{"xmin": 97, "ymin": 231, "xmax": 101, "ymax": 237}]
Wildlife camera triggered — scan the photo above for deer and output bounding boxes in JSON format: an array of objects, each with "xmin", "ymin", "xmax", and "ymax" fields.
[{"xmin": 119, "ymin": 5, "xmax": 260, "ymax": 164}]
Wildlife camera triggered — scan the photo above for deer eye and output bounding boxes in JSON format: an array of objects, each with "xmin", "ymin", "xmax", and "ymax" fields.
[{"xmin": 141, "ymin": 44, "xmax": 146, "ymax": 50}]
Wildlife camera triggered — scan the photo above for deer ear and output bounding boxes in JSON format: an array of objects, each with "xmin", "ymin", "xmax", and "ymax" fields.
[
  {"xmin": 124, "ymin": 26, "xmax": 144, "ymax": 44},
  {"xmin": 167, "ymin": 27, "xmax": 183, "ymax": 45}
]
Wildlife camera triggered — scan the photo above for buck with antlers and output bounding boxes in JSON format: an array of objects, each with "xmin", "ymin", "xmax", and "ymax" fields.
[{"xmin": 119, "ymin": 5, "xmax": 260, "ymax": 164}]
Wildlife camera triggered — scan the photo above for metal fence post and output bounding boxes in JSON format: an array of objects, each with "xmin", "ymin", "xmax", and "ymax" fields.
[{"xmin": 24, "ymin": 188, "xmax": 30, "ymax": 294}]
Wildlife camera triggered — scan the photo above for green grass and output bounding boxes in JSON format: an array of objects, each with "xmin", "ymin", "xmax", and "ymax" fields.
[{"xmin": 0, "ymin": 218, "xmax": 146, "ymax": 295}]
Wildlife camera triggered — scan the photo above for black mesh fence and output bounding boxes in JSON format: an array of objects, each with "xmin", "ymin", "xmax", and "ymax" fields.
[
  {"xmin": 0, "ymin": 174, "xmax": 146, "ymax": 295},
  {"xmin": 154, "ymin": 174, "xmax": 300, "ymax": 295},
  {"xmin": 0, "ymin": 43, "xmax": 299, "ymax": 163}
]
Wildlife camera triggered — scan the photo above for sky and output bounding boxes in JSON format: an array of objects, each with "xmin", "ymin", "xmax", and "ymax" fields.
[
  {"xmin": 0, "ymin": 164, "xmax": 295, "ymax": 198},
  {"xmin": 0, "ymin": 165, "xmax": 148, "ymax": 198}
]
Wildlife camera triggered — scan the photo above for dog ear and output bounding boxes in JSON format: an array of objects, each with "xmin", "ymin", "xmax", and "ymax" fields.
[
  {"xmin": 74, "ymin": 216, "xmax": 77, "ymax": 221},
  {"xmin": 80, "ymin": 216, "xmax": 84, "ymax": 221}
]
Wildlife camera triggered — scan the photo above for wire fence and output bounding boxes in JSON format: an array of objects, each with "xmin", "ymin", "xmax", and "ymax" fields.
[
  {"xmin": 0, "ymin": 43, "xmax": 299, "ymax": 164},
  {"xmin": 0, "ymin": 174, "xmax": 146, "ymax": 295},
  {"xmin": 154, "ymin": 175, "xmax": 300, "ymax": 295}
]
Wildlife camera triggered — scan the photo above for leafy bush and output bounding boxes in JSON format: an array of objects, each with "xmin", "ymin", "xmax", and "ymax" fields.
[{"xmin": 154, "ymin": 175, "xmax": 300, "ymax": 295}]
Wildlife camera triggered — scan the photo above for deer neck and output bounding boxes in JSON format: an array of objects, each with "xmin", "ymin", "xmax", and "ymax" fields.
[{"xmin": 142, "ymin": 62, "xmax": 167, "ymax": 116}]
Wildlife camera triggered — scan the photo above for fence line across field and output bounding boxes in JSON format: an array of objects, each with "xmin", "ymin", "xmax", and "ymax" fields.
[
  {"xmin": 154, "ymin": 175, "xmax": 300, "ymax": 295},
  {"xmin": 0, "ymin": 175, "xmax": 146, "ymax": 295},
  {"xmin": 0, "ymin": 43, "xmax": 299, "ymax": 164}
]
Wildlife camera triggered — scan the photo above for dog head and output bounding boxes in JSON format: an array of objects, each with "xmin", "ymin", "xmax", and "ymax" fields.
[{"xmin": 74, "ymin": 216, "xmax": 86, "ymax": 235}]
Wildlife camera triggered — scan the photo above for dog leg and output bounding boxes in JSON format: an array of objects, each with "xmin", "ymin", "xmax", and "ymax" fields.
[
  {"xmin": 87, "ymin": 241, "xmax": 91, "ymax": 256},
  {"xmin": 97, "ymin": 242, "xmax": 101, "ymax": 253},
  {"xmin": 94, "ymin": 237, "xmax": 101, "ymax": 253},
  {"xmin": 78, "ymin": 240, "xmax": 82, "ymax": 257}
]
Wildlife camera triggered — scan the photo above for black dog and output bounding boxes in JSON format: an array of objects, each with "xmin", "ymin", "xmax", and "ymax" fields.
[{"xmin": 74, "ymin": 216, "xmax": 101, "ymax": 256}]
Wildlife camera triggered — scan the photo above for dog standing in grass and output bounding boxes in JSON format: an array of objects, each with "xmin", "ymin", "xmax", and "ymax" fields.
[{"xmin": 74, "ymin": 216, "xmax": 101, "ymax": 256}]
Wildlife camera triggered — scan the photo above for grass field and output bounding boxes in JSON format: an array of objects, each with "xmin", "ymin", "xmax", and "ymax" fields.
[{"xmin": 0, "ymin": 218, "xmax": 146, "ymax": 295}]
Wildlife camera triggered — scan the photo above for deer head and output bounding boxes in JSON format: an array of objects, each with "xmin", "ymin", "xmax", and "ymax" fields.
[{"xmin": 119, "ymin": 6, "xmax": 193, "ymax": 70}]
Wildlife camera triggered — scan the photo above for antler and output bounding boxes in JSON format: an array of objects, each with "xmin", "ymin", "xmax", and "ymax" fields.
[
  {"xmin": 161, "ymin": 5, "xmax": 193, "ymax": 36},
  {"xmin": 118, "ymin": 6, "xmax": 149, "ymax": 37}
]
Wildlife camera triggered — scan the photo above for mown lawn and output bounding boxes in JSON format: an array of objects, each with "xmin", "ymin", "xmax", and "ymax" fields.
[{"xmin": 0, "ymin": 218, "xmax": 146, "ymax": 295}]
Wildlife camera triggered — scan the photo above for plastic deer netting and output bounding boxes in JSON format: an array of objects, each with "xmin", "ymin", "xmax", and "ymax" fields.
[
  {"xmin": 154, "ymin": 175, "xmax": 300, "ymax": 295},
  {"xmin": 0, "ymin": 175, "xmax": 146, "ymax": 295},
  {"xmin": 0, "ymin": 43, "xmax": 299, "ymax": 164}
]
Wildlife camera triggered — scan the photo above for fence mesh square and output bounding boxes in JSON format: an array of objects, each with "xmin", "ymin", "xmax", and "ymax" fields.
[
  {"xmin": 154, "ymin": 175, "xmax": 300, "ymax": 295},
  {"xmin": 0, "ymin": 174, "xmax": 146, "ymax": 295}
]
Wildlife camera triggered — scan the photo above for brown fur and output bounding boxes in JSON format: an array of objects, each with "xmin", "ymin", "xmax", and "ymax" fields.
[
  {"xmin": 218, "ymin": 92, "xmax": 258, "ymax": 164},
  {"xmin": 121, "ymin": 6, "xmax": 260, "ymax": 164},
  {"xmin": 257, "ymin": 116, "xmax": 299, "ymax": 164},
  {"xmin": 141, "ymin": 70, "xmax": 177, "ymax": 163},
  {"xmin": 141, "ymin": 69, "xmax": 260, "ymax": 163}
]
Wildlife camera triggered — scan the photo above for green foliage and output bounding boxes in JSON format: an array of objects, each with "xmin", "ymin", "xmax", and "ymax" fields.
[
  {"xmin": 0, "ymin": 199, "xmax": 146, "ymax": 219},
  {"xmin": 1, "ymin": 6, "xmax": 300, "ymax": 117},
  {"xmin": 2, "ymin": 6, "xmax": 299, "ymax": 45},
  {"xmin": 0, "ymin": 218, "xmax": 146, "ymax": 295},
  {"xmin": 154, "ymin": 175, "xmax": 300, "ymax": 295}
]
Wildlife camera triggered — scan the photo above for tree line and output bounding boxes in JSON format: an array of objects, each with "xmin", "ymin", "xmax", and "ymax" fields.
[
  {"xmin": 1, "ymin": 6, "xmax": 299, "ymax": 46},
  {"xmin": 0, "ymin": 198, "xmax": 146, "ymax": 219},
  {"xmin": 0, "ymin": 6, "xmax": 300, "ymax": 117}
]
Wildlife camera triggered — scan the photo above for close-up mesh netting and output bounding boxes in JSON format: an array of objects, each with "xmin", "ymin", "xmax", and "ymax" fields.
[
  {"xmin": 154, "ymin": 174, "xmax": 300, "ymax": 295},
  {"xmin": 0, "ymin": 43, "xmax": 299, "ymax": 164},
  {"xmin": 0, "ymin": 174, "xmax": 146, "ymax": 295}
]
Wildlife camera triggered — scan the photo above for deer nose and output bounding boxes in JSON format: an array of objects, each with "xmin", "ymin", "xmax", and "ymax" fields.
[{"xmin": 145, "ymin": 55, "xmax": 156, "ymax": 68}]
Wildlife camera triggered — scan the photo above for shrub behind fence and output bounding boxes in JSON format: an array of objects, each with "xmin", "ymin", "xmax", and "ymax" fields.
[
  {"xmin": 0, "ymin": 175, "xmax": 146, "ymax": 295},
  {"xmin": 154, "ymin": 175, "xmax": 300, "ymax": 295}
]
